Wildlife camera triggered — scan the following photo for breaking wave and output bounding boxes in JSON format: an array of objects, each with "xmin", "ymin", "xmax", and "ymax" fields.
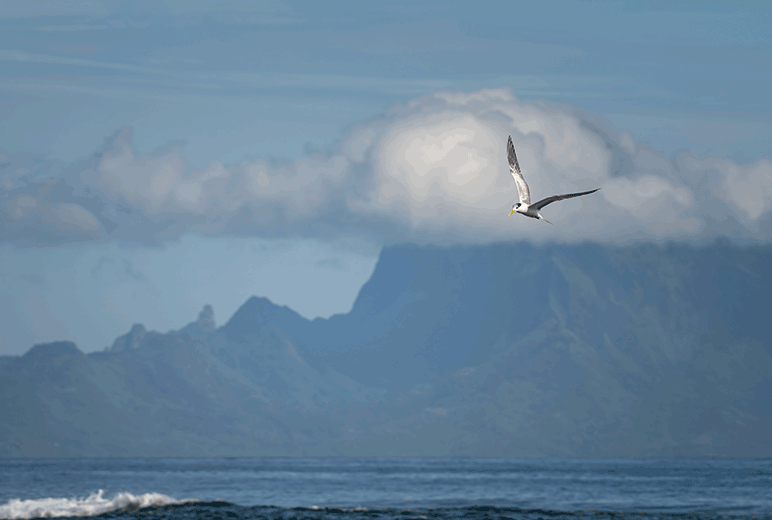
[{"xmin": 0, "ymin": 490, "xmax": 191, "ymax": 519}]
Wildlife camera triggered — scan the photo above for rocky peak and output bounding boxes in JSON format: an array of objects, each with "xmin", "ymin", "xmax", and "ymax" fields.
[
  {"xmin": 110, "ymin": 324, "xmax": 147, "ymax": 351},
  {"xmin": 196, "ymin": 304, "xmax": 216, "ymax": 333},
  {"xmin": 178, "ymin": 304, "xmax": 217, "ymax": 338},
  {"xmin": 220, "ymin": 296, "xmax": 310, "ymax": 343},
  {"xmin": 23, "ymin": 341, "xmax": 83, "ymax": 359}
]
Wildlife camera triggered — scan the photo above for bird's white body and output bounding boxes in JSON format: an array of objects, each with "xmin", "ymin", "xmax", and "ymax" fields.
[
  {"xmin": 511, "ymin": 201, "xmax": 551, "ymax": 223},
  {"xmin": 506, "ymin": 135, "xmax": 599, "ymax": 224},
  {"xmin": 512, "ymin": 202, "xmax": 533, "ymax": 216}
]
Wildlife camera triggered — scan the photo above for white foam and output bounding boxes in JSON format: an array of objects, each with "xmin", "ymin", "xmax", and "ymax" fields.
[{"xmin": 0, "ymin": 490, "xmax": 188, "ymax": 520}]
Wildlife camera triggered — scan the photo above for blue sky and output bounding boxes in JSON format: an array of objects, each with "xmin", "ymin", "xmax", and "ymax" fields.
[{"xmin": 2, "ymin": 1, "xmax": 771, "ymax": 355}]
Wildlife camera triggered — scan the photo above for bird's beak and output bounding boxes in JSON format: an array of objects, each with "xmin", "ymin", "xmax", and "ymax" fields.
[{"xmin": 509, "ymin": 209, "xmax": 515, "ymax": 216}]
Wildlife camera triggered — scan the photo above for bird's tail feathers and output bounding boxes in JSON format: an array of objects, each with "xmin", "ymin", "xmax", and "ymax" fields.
[{"xmin": 539, "ymin": 215, "xmax": 553, "ymax": 225}]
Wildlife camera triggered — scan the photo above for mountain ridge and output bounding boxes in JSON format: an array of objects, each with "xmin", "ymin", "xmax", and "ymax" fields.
[{"xmin": 2, "ymin": 239, "xmax": 770, "ymax": 457}]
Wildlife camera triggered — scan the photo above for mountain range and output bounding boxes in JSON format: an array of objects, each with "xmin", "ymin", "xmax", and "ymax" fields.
[{"xmin": 2, "ymin": 240, "xmax": 771, "ymax": 457}]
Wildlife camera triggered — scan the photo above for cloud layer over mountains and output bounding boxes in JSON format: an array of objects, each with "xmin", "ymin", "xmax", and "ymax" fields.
[{"xmin": 3, "ymin": 89, "xmax": 771, "ymax": 246}]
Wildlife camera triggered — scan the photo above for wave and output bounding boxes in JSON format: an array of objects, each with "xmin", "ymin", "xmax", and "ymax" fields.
[
  {"xmin": 0, "ymin": 490, "xmax": 192, "ymax": 520},
  {"xmin": 2, "ymin": 496, "xmax": 768, "ymax": 520}
]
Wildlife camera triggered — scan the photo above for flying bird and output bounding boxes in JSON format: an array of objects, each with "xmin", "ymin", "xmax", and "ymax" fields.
[{"xmin": 507, "ymin": 136, "xmax": 600, "ymax": 224}]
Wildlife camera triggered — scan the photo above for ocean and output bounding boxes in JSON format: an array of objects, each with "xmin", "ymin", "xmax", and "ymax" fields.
[{"xmin": 1, "ymin": 458, "xmax": 770, "ymax": 520}]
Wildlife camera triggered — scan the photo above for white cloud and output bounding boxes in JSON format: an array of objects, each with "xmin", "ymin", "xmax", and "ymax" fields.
[
  {"xmin": 683, "ymin": 156, "xmax": 772, "ymax": 222},
  {"xmin": 602, "ymin": 176, "xmax": 699, "ymax": 234},
  {"xmin": 3, "ymin": 88, "xmax": 772, "ymax": 246},
  {"xmin": 114, "ymin": 139, "xmax": 343, "ymax": 223},
  {"xmin": 52, "ymin": 203, "xmax": 101, "ymax": 233},
  {"xmin": 347, "ymin": 89, "xmax": 705, "ymax": 242},
  {"xmin": 2, "ymin": 193, "xmax": 101, "ymax": 242},
  {"xmin": 6, "ymin": 195, "xmax": 37, "ymax": 219}
]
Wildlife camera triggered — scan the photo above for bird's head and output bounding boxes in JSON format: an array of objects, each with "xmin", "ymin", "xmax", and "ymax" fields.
[{"xmin": 509, "ymin": 203, "xmax": 521, "ymax": 216}]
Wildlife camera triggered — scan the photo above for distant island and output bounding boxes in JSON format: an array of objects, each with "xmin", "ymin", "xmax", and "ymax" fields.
[{"xmin": 2, "ymin": 240, "xmax": 770, "ymax": 457}]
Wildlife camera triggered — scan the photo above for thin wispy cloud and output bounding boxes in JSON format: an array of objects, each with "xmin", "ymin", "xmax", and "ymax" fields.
[
  {"xmin": 37, "ymin": 25, "xmax": 110, "ymax": 32},
  {"xmin": 20, "ymin": 273, "xmax": 48, "ymax": 287},
  {"xmin": 0, "ymin": 50, "xmax": 172, "ymax": 75},
  {"xmin": 89, "ymin": 256, "xmax": 149, "ymax": 283},
  {"xmin": 0, "ymin": 0, "xmax": 296, "ymax": 23},
  {"xmin": 0, "ymin": 0, "xmax": 109, "ymax": 19},
  {"xmin": 0, "ymin": 49, "xmax": 453, "ymax": 98}
]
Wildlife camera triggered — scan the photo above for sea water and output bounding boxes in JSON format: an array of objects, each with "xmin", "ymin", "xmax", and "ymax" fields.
[{"xmin": 1, "ymin": 458, "xmax": 770, "ymax": 519}]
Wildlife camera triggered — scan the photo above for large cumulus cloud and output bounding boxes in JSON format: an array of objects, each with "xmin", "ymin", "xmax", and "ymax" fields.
[{"xmin": 2, "ymin": 89, "xmax": 771, "ymax": 246}]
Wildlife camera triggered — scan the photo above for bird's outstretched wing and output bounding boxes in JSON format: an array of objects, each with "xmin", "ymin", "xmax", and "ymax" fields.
[
  {"xmin": 531, "ymin": 188, "xmax": 600, "ymax": 211},
  {"xmin": 508, "ymin": 136, "xmax": 530, "ymax": 205}
]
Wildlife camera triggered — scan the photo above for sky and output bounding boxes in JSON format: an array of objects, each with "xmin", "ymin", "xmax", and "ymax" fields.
[{"xmin": 2, "ymin": 1, "xmax": 772, "ymax": 355}]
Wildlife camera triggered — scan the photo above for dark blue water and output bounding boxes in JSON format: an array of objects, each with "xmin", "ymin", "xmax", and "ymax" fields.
[{"xmin": 1, "ymin": 458, "xmax": 770, "ymax": 519}]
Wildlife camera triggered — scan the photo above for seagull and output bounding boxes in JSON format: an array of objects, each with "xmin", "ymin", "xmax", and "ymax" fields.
[{"xmin": 507, "ymin": 135, "xmax": 600, "ymax": 224}]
